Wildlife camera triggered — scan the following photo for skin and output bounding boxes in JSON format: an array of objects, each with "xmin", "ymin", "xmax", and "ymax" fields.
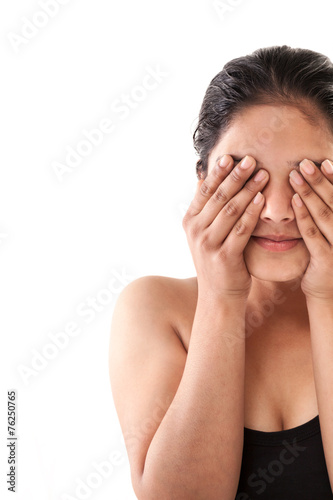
[
  {"xmin": 109, "ymin": 102, "xmax": 333, "ymax": 498},
  {"xmin": 205, "ymin": 104, "xmax": 333, "ymax": 342}
]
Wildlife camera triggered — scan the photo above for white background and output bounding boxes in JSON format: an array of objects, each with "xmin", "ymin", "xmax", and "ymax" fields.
[{"xmin": 1, "ymin": 0, "xmax": 333, "ymax": 498}]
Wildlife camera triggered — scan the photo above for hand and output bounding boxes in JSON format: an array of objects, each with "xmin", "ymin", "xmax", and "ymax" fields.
[
  {"xmin": 289, "ymin": 158, "xmax": 333, "ymax": 300},
  {"xmin": 182, "ymin": 154, "xmax": 269, "ymax": 301}
]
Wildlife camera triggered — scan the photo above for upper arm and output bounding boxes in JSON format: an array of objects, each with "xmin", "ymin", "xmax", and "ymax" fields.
[{"xmin": 108, "ymin": 276, "xmax": 187, "ymax": 495}]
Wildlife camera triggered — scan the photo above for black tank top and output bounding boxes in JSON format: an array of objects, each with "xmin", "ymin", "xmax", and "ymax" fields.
[{"xmin": 235, "ymin": 414, "xmax": 333, "ymax": 499}]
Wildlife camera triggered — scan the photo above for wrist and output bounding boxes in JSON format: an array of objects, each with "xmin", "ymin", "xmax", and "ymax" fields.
[
  {"xmin": 198, "ymin": 287, "xmax": 249, "ymax": 306},
  {"xmin": 305, "ymin": 292, "xmax": 333, "ymax": 304},
  {"xmin": 194, "ymin": 291, "xmax": 247, "ymax": 347}
]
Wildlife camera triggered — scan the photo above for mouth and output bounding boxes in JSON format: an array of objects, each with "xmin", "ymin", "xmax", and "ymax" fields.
[{"xmin": 251, "ymin": 235, "xmax": 302, "ymax": 252}]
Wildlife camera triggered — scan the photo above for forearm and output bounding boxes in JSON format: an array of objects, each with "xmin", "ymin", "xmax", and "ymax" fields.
[
  {"xmin": 140, "ymin": 294, "xmax": 247, "ymax": 499},
  {"xmin": 307, "ymin": 297, "xmax": 333, "ymax": 492}
]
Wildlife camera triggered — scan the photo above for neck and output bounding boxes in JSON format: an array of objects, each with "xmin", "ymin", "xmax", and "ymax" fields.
[
  {"xmin": 246, "ymin": 276, "xmax": 310, "ymax": 339},
  {"xmin": 250, "ymin": 275, "xmax": 307, "ymax": 311}
]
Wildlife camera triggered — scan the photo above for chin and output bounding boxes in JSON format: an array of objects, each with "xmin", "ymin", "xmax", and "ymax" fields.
[{"xmin": 243, "ymin": 239, "xmax": 310, "ymax": 283}]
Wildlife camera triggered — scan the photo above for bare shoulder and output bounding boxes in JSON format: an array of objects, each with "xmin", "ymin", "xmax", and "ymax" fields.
[
  {"xmin": 108, "ymin": 275, "xmax": 197, "ymax": 490},
  {"xmin": 115, "ymin": 274, "xmax": 198, "ymax": 349},
  {"xmin": 119, "ymin": 273, "xmax": 198, "ymax": 302}
]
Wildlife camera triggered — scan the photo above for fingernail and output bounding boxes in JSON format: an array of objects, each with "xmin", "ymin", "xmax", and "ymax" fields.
[
  {"xmin": 323, "ymin": 159, "xmax": 333, "ymax": 175},
  {"xmin": 253, "ymin": 170, "xmax": 267, "ymax": 182},
  {"xmin": 289, "ymin": 170, "xmax": 304, "ymax": 185},
  {"xmin": 240, "ymin": 156, "xmax": 254, "ymax": 169},
  {"xmin": 300, "ymin": 159, "xmax": 315, "ymax": 175},
  {"xmin": 219, "ymin": 155, "xmax": 230, "ymax": 168},
  {"xmin": 253, "ymin": 192, "xmax": 263, "ymax": 204},
  {"xmin": 293, "ymin": 193, "xmax": 303, "ymax": 207}
]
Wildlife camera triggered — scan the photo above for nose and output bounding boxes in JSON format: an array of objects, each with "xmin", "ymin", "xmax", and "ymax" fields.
[{"xmin": 259, "ymin": 178, "xmax": 295, "ymax": 224}]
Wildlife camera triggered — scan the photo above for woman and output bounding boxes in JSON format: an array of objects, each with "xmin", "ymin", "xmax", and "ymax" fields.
[{"xmin": 109, "ymin": 45, "xmax": 333, "ymax": 499}]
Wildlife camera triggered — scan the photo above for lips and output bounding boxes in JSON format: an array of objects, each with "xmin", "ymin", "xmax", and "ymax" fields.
[
  {"xmin": 252, "ymin": 234, "xmax": 301, "ymax": 242},
  {"xmin": 251, "ymin": 235, "xmax": 302, "ymax": 252}
]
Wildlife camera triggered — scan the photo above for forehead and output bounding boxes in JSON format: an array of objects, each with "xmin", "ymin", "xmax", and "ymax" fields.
[{"xmin": 208, "ymin": 104, "xmax": 333, "ymax": 173}]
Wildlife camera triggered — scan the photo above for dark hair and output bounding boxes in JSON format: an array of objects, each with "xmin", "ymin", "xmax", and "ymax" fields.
[{"xmin": 193, "ymin": 45, "xmax": 333, "ymax": 180}]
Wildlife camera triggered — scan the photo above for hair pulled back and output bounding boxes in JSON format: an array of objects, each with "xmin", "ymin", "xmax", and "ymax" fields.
[{"xmin": 193, "ymin": 45, "xmax": 333, "ymax": 180}]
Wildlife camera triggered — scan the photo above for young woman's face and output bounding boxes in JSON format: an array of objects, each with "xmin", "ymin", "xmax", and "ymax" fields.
[{"xmin": 207, "ymin": 104, "xmax": 333, "ymax": 282}]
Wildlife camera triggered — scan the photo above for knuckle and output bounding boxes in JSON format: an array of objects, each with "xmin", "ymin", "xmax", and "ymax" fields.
[
  {"xmin": 298, "ymin": 210, "xmax": 309, "ymax": 221},
  {"xmin": 193, "ymin": 224, "xmax": 204, "ymax": 240},
  {"xmin": 187, "ymin": 222, "xmax": 200, "ymax": 240},
  {"xmin": 318, "ymin": 205, "xmax": 332, "ymax": 220},
  {"xmin": 305, "ymin": 225, "xmax": 318, "ymax": 238},
  {"xmin": 200, "ymin": 181, "xmax": 215, "ymax": 197},
  {"xmin": 201, "ymin": 234, "xmax": 214, "ymax": 251},
  {"xmin": 301, "ymin": 187, "xmax": 313, "ymax": 199},
  {"xmin": 245, "ymin": 204, "xmax": 257, "ymax": 217},
  {"xmin": 312, "ymin": 174, "xmax": 324, "ymax": 186},
  {"xmin": 217, "ymin": 247, "xmax": 229, "ymax": 263},
  {"xmin": 211, "ymin": 166, "xmax": 224, "ymax": 180},
  {"xmin": 224, "ymin": 200, "xmax": 239, "ymax": 217},
  {"xmin": 234, "ymin": 220, "xmax": 248, "ymax": 236},
  {"xmin": 182, "ymin": 211, "xmax": 195, "ymax": 230},
  {"xmin": 213, "ymin": 186, "xmax": 228, "ymax": 203},
  {"xmin": 245, "ymin": 181, "xmax": 257, "ymax": 194},
  {"xmin": 230, "ymin": 168, "xmax": 242, "ymax": 183}
]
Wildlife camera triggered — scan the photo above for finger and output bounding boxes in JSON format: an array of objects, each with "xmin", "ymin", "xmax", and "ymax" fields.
[
  {"xmin": 289, "ymin": 164, "xmax": 333, "ymax": 245},
  {"xmin": 297, "ymin": 158, "xmax": 333, "ymax": 210},
  {"xmin": 291, "ymin": 193, "xmax": 329, "ymax": 254},
  {"xmin": 207, "ymin": 169, "xmax": 269, "ymax": 247},
  {"xmin": 321, "ymin": 159, "xmax": 333, "ymax": 182},
  {"xmin": 187, "ymin": 154, "xmax": 235, "ymax": 216},
  {"xmin": 220, "ymin": 192, "xmax": 266, "ymax": 258},
  {"xmin": 199, "ymin": 155, "xmax": 260, "ymax": 226}
]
